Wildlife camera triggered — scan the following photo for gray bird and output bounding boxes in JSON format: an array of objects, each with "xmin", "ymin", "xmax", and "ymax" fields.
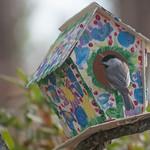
[{"xmin": 102, "ymin": 57, "xmax": 134, "ymax": 110}]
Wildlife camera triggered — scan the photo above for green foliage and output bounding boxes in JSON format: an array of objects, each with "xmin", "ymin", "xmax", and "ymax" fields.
[
  {"xmin": 146, "ymin": 104, "xmax": 150, "ymax": 112},
  {"xmin": 0, "ymin": 69, "xmax": 65, "ymax": 150},
  {"xmin": 0, "ymin": 110, "xmax": 22, "ymax": 128},
  {"xmin": 1, "ymin": 128, "xmax": 15, "ymax": 150},
  {"xmin": 106, "ymin": 133, "xmax": 150, "ymax": 150}
]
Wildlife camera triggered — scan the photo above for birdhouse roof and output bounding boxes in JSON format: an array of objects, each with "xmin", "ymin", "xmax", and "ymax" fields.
[{"xmin": 27, "ymin": 2, "xmax": 150, "ymax": 86}]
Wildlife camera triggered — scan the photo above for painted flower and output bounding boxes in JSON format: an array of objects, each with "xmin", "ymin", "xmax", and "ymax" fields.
[
  {"xmin": 74, "ymin": 106, "xmax": 88, "ymax": 128},
  {"xmin": 91, "ymin": 23, "xmax": 113, "ymax": 41},
  {"xmin": 79, "ymin": 30, "xmax": 91, "ymax": 45},
  {"xmin": 131, "ymin": 71, "xmax": 142, "ymax": 87},
  {"xmin": 61, "ymin": 111, "xmax": 76, "ymax": 131},
  {"xmin": 97, "ymin": 93, "xmax": 111, "ymax": 109},
  {"xmin": 134, "ymin": 88, "xmax": 143, "ymax": 104},
  {"xmin": 118, "ymin": 31, "xmax": 135, "ymax": 47},
  {"xmin": 47, "ymin": 85, "xmax": 60, "ymax": 103},
  {"xmin": 74, "ymin": 46, "xmax": 90, "ymax": 69}
]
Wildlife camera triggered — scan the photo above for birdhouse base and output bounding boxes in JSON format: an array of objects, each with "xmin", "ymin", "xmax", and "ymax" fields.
[{"xmin": 54, "ymin": 112, "xmax": 150, "ymax": 150}]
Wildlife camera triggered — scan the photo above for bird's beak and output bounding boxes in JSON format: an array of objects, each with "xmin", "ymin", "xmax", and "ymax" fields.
[
  {"xmin": 102, "ymin": 61, "xmax": 108, "ymax": 65},
  {"xmin": 101, "ymin": 61, "xmax": 109, "ymax": 68}
]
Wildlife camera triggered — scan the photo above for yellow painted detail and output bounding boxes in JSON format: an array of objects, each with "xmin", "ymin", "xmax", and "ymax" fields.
[
  {"xmin": 61, "ymin": 87, "xmax": 75, "ymax": 102},
  {"xmin": 82, "ymin": 95, "xmax": 96, "ymax": 119}
]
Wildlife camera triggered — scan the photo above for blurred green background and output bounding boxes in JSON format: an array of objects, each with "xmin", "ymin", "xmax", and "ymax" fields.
[{"xmin": 0, "ymin": 0, "xmax": 150, "ymax": 149}]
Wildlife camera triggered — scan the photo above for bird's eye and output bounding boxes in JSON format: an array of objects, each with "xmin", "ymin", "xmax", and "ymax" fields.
[{"xmin": 104, "ymin": 65, "xmax": 109, "ymax": 68}]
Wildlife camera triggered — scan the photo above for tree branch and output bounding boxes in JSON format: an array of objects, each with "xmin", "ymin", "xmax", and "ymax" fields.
[
  {"xmin": 55, "ymin": 113, "xmax": 150, "ymax": 150},
  {"xmin": 75, "ymin": 113, "xmax": 150, "ymax": 150}
]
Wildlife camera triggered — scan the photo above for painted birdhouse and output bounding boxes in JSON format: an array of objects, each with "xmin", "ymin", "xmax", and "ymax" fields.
[{"xmin": 28, "ymin": 2, "xmax": 150, "ymax": 138}]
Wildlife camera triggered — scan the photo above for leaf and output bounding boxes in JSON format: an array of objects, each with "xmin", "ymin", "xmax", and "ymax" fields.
[
  {"xmin": 107, "ymin": 141, "xmax": 121, "ymax": 150},
  {"xmin": 130, "ymin": 144, "xmax": 145, "ymax": 150},
  {"xmin": 28, "ymin": 83, "xmax": 44, "ymax": 103},
  {"xmin": 146, "ymin": 104, "xmax": 150, "ymax": 112},
  {"xmin": 1, "ymin": 128, "xmax": 14, "ymax": 150},
  {"xmin": 26, "ymin": 113, "xmax": 43, "ymax": 124},
  {"xmin": 0, "ymin": 110, "xmax": 23, "ymax": 128},
  {"xmin": 0, "ymin": 74, "xmax": 22, "ymax": 87},
  {"xmin": 16, "ymin": 68, "xmax": 28, "ymax": 84}
]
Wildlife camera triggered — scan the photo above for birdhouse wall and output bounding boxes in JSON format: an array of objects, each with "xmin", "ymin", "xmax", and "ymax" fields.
[
  {"xmin": 70, "ymin": 11, "xmax": 146, "ymax": 118},
  {"xmin": 38, "ymin": 58, "xmax": 106, "ymax": 137},
  {"xmin": 146, "ymin": 50, "xmax": 150, "ymax": 102},
  {"xmin": 28, "ymin": 3, "xmax": 150, "ymax": 141}
]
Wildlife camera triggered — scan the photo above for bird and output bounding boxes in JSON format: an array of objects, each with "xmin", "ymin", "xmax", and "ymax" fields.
[{"xmin": 102, "ymin": 57, "xmax": 135, "ymax": 110}]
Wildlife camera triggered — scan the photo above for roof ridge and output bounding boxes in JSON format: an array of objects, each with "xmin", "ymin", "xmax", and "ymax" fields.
[
  {"xmin": 59, "ymin": 2, "xmax": 99, "ymax": 31},
  {"xmin": 59, "ymin": 2, "xmax": 150, "ymax": 45},
  {"xmin": 27, "ymin": 8, "xmax": 96, "ymax": 87}
]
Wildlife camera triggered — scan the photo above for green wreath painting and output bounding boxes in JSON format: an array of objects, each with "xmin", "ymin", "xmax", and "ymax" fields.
[
  {"xmin": 87, "ymin": 46, "xmax": 136, "ymax": 89},
  {"xmin": 86, "ymin": 46, "xmax": 137, "ymax": 119}
]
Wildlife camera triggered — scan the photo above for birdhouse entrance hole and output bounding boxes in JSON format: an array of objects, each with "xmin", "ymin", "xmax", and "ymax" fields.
[{"xmin": 93, "ymin": 50, "xmax": 129, "ymax": 88}]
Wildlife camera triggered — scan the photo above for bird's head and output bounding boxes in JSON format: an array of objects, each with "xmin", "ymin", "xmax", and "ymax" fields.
[{"xmin": 102, "ymin": 58, "xmax": 122, "ymax": 68}]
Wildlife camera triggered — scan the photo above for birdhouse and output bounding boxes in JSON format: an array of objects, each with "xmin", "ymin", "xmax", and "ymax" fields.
[{"xmin": 27, "ymin": 2, "xmax": 150, "ymax": 139}]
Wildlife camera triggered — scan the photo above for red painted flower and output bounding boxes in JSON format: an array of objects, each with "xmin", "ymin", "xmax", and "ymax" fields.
[
  {"xmin": 59, "ymin": 106, "xmax": 62, "ymax": 110},
  {"xmin": 92, "ymin": 100, "xmax": 97, "ymax": 106},
  {"xmin": 93, "ymin": 20, "xmax": 98, "ymax": 25},
  {"xmin": 83, "ymin": 89, "xmax": 87, "ymax": 95},
  {"xmin": 89, "ymin": 42, "xmax": 93, "ymax": 47},
  {"xmin": 104, "ymin": 19, "xmax": 107, "ymax": 23},
  {"xmin": 95, "ymin": 14, "xmax": 101, "ymax": 20},
  {"xmin": 109, "ymin": 35, "xmax": 112, "ymax": 39},
  {"xmin": 77, "ymin": 128, "xmax": 80, "ymax": 132},
  {"xmin": 80, "ymin": 98, "xmax": 83, "ymax": 103},
  {"xmin": 76, "ymin": 74, "xmax": 80, "ymax": 78},
  {"xmin": 70, "ymin": 108, "xmax": 73, "ymax": 112},
  {"xmin": 79, "ymin": 81, "xmax": 82, "ymax": 84},
  {"xmin": 115, "ymin": 23, "xmax": 120, "ymax": 27},
  {"xmin": 61, "ymin": 103, "xmax": 64, "ymax": 107},
  {"xmin": 108, "ymin": 39, "xmax": 113, "ymax": 46},
  {"xmin": 132, "ymin": 83, "xmax": 136, "ymax": 88},
  {"xmin": 110, "ymin": 98, "xmax": 115, "ymax": 101},
  {"xmin": 130, "ymin": 47, "xmax": 134, "ymax": 53},
  {"xmin": 114, "ymin": 32, "xmax": 117, "ymax": 36},
  {"xmin": 142, "ymin": 106, "xmax": 144, "ymax": 112},
  {"xmin": 94, "ymin": 91, "xmax": 98, "ymax": 95},
  {"xmin": 133, "ymin": 100, "xmax": 138, "ymax": 106},
  {"xmin": 95, "ymin": 108, "xmax": 100, "ymax": 113},
  {"xmin": 80, "ymin": 24, "xmax": 84, "ymax": 28},
  {"xmin": 137, "ymin": 40, "xmax": 140, "ymax": 45},
  {"xmin": 138, "ymin": 56, "xmax": 142, "ymax": 61}
]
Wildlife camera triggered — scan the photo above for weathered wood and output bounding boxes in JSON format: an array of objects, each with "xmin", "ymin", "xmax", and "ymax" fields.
[{"xmin": 75, "ymin": 113, "xmax": 150, "ymax": 150}]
